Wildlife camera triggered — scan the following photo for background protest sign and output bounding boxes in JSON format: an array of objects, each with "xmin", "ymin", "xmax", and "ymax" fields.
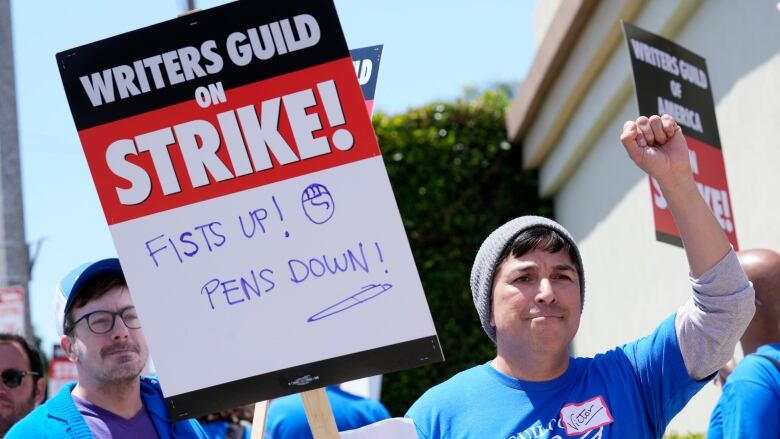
[
  {"xmin": 47, "ymin": 344, "xmax": 78, "ymax": 400},
  {"xmin": 57, "ymin": 0, "xmax": 442, "ymax": 419},
  {"xmin": 622, "ymin": 22, "xmax": 738, "ymax": 249},
  {"xmin": 349, "ymin": 45, "xmax": 383, "ymax": 115},
  {"xmin": 0, "ymin": 286, "xmax": 24, "ymax": 334}
]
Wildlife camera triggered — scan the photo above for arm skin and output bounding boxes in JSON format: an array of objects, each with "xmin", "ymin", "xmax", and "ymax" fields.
[
  {"xmin": 620, "ymin": 114, "xmax": 730, "ymax": 276},
  {"xmin": 620, "ymin": 114, "xmax": 755, "ymax": 380}
]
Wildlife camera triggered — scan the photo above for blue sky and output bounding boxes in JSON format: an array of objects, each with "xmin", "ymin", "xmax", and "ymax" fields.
[{"xmin": 10, "ymin": 0, "xmax": 537, "ymax": 353}]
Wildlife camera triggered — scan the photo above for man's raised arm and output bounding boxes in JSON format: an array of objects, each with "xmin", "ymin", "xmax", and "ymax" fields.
[{"xmin": 620, "ymin": 114, "xmax": 755, "ymax": 379}]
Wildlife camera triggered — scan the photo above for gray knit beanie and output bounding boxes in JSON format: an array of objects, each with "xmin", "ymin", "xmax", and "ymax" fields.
[{"xmin": 470, "ymin": 215, "xmax": 585, "ymax": 342}]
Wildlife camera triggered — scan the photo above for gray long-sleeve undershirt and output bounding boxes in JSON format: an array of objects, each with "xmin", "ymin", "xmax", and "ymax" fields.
[{"xmin": 675, "ymin": 249, "xmax": 755, "ymax": 380}]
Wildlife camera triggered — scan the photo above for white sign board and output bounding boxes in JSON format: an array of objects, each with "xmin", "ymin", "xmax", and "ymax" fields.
[{"xmin": 57, "ymin": 0, "xmax": 442, "ymax": 419}]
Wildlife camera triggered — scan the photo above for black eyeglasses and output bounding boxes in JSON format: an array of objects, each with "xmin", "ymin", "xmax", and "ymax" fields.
[
  {"xmin": 68, "ymin": 306, "xmax": 142, "ymax": 334},
  {"xmin": 1, "ymin": 368, "xmax": 40, "ymax": 389}
]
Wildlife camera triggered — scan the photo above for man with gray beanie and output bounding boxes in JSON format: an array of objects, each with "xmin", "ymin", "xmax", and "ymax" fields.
[{"xmin": 406, "ymin": 114, "xmax": 755, "ymax": 438}]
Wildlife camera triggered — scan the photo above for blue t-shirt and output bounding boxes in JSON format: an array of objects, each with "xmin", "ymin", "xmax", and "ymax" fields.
[
  {"xmin": 73, "ymin": 395, "xmax": 159, "ymax": 438},
  {"xmin": 708, "ymin": 343, "xmax": 780, "ymax": 439},
  {"xmin": 201, "ymin": 420, "xmax": 251, "ymax": 439},
  {"xmin": 265, "ymin": 386, "xmax": 390, "ymax": 438},
  {"xmin": 406, "ymin": 315, "xmax": 706, "ymax": 439}
]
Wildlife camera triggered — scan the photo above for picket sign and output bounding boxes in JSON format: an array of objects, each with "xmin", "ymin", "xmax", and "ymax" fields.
[
  {"xmin": 170, "ymin": 6, "xmax": 340, "ymax": 433},
  {"xmin": 622, "ymin": 21, "xmax": 738, "ymax": 249},
  {"xmin": 249, "ymin": 43, "xmax": 385, "ymax": 439},
  {"xmin": 57, "ymin": 0, "xmax": 441, "ymax": 423}
]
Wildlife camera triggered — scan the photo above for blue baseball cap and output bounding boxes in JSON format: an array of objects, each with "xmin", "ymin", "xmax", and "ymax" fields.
[{"xmin": 55, "ymin": 258, "xmax": 124, "ymax": 335}]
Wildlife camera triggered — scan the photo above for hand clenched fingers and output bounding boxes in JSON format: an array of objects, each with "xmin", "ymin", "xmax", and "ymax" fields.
[
  {"xmin": 635, "ymin": 116, "xmax": 653, "ymax": 147},
  {"xmin": 620, "ymin": 120, "xmax": 642, "ymax": 162},
  {"xmin": 660, "ymin": 114, "xmax": 680, "ymax": 138},
  {"xmin": 648, "ymin": 115, "xmax": 667, "ymax": 145}
]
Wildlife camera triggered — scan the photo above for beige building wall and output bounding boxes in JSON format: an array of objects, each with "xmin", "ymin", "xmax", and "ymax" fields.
[
  {"xmin": 509, "ymin": 0, "xmax": 780, "ymax": 434},
  {"xmin": 532, "ymin": 0, "xmax": 563, "ymax": 46}
]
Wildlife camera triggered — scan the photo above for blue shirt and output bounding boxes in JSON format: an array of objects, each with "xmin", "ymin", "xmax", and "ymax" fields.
[
  {"xmin": 72, "ymin": 394, "xmax": 158, "ymax": 438},
  {"xmin": 406, "ymin": 315, "xmax": 706, "ymax": 439},
  {"xmin": 201, "ymin": 420, "xmax": 251, "ymax": 439},
  {"xmin": 6, "ymin": 377, "xmax": 207, "ymax": 439},
  {"xmin": 708, "ymin": 343, "xmax": 780, "ymax": 439},
  {"xmin": 265, "ymin": 386, "xmax": 390, "ymax": 438}
]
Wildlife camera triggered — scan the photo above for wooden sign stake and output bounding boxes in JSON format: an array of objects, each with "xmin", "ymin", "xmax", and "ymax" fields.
[
  {"xmin": 302, "ymin": 388, "xmax": 340, "ymax": 439},
  {"xmin": 250, "ymin": 400, "xmax": 269, "ymax": 439}
]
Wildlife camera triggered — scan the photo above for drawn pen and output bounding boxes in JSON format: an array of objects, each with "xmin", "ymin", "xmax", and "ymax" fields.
[{"xmin": 307, "ymin": 283, "xmax": 393, "ymax": 322}]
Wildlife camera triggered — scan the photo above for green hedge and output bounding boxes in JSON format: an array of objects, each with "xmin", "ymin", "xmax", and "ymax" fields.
[{"xmin": 373, "ymin": 90, "xmax": 551, "ymax": 415}]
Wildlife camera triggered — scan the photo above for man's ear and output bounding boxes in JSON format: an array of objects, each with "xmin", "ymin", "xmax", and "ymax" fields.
[
  {"xmin": 34, "ymin": 377, "xmax": 46, "ymax": 404},
  {"xmin": 61, "ymin": 334, "xmax": 76, "ymax": 362}
]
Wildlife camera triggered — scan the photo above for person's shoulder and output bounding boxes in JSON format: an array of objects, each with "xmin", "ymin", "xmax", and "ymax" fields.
[
  {"xmin": 406, "ymin": 364, "xmax": 488, "ymax": 414},
  {"xmin": 424, "ymin": 364, "xmax": 487, "ymax": 391},
  {"xmin": 588, "ymin": 317, "xmax": 680, "ymax": 377},
  {"xmin": 141, "ymin": 375, "xmax": 163, "ymax": 390},
  {"xmin": 325, "ymin": 387, "xmax": 391, "ymax": 421},
  {"xmin": 139, "ymin": 375, "xmax": 172, "ymax": 403},
  {"xmin": 729, "ymin": 346, "xmax": 780, "ymax": 382},
  {"xmin": 137, "ymin": 376, "xmax": 208, "ymax": 437},
  {"xmin": 138, "ymin": 376, "xmax": 167, "ymax": 404},
  {"xmin": 609, "ymin": 313, "xmax": 679, "ymax": 358},
  {"xmin": 268, "ymin": 391, "xmax": 304, "ymax": 412},
  {"xmin": 756, "ymin": 342, "xmax": 780, "ymax": 359},
  {"xmin": 6, "ymin": 399, "xmax": 59, "ymax": 437},
  {"xmin": 359, "ymin": 395, "xmax": 391, "ymax": 419}
]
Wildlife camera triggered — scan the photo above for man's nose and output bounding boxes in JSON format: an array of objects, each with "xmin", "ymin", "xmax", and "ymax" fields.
[
  {"xmin": 535, "ymin": 278, "xmax": 558, "ymax": 304},
  {"xmin": 110, "ymin": 316, "xmax": 132, "ymax": 339}
]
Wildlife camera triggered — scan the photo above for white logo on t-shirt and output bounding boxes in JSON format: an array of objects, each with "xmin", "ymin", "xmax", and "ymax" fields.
[{"xmin": 559, "ymin": 395, "xmax": 614, "ymax": 436}]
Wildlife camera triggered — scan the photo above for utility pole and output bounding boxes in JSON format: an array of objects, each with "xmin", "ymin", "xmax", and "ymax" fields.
[{"xmin": 0, "ymin": 0, "xmax": 32, "ymax": 340}]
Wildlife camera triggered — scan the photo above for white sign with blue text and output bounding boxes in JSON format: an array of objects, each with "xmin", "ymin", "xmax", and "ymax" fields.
[{"xmin": 56, "ymin": 0, "xmax": 442, "ymax": 419}]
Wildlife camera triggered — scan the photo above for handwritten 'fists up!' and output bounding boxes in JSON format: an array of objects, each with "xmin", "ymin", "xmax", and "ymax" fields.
[{"xmin": 620, "ymin": 114, "xmax": 693, "ymax": 188}]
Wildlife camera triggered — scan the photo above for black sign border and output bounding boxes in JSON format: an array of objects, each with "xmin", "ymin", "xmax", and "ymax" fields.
[{"xmin": 166, "ymin": 335, "xmax": 443, "ymax": 420}]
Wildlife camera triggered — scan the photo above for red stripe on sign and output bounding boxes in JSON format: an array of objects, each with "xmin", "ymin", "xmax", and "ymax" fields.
[
  {"xmin": 78, "ymin": 58, "xmax": 377, "ymax": 225},
  {"xmin": 686, "ymin": 136, "xmax": 738, "ymax": 249},
  {"xmin": 651, "ymin": 135, "xmax": 738, "ymax": 249}
]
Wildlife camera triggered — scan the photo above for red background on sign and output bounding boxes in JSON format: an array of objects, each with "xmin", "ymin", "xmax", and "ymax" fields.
[
  {"xmin": 78, "ymin": 58, "xmax": 378, "ymax": 225},
  {"xmin": 651, "ymin": 135, "xmax": 739, "ymax": 249}
]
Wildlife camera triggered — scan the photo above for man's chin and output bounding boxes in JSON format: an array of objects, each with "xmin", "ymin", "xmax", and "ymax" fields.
[
  {"xmin": 107, "ymin": 368, "xmax": 143, "ymax": 383},
  {"xmin": 104, "ymin": 359, "xmax": 144, "ymax": 382}
]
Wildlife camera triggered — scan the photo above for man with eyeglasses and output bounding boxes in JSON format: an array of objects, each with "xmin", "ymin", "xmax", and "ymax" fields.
[
  {"xmin": 0, "ymin": 333, "xmax": 45, "ymax": 437},
  {"xmin": 7, "ymin": 258, "xmax": 207, "ymax": 438}
]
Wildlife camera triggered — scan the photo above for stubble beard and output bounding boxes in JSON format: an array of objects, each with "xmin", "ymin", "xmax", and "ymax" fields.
[
  {"xmin": 103, "ymin": 355, "xmax": 145, "ymax": 384},
  {"xmin": 75, "ymin": 341, "xmax": 147, "ymax": 386},
  {"xmin": 0, "ymin": 390, "xmax": 36, "ymax": 435}
]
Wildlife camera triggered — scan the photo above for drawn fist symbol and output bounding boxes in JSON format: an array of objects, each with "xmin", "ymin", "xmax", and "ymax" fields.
[{"xmin": 301, "ymin": 183, "xmax": 335, "ymax": 225}]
